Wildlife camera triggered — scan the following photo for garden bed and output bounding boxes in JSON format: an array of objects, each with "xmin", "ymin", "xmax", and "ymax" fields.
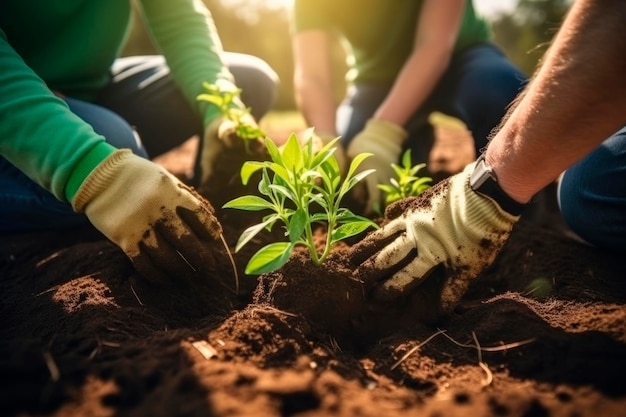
[{"xmin": 1, "ymin": 134, "xmax": 625, "ymax": 417}]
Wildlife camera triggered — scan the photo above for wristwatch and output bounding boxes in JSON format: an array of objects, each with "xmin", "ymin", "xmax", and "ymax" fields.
[{"xmin": 469, "ymin": 154, "xmax": 527, "ymax": 215}]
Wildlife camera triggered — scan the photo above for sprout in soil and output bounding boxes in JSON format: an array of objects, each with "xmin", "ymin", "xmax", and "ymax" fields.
[
  {"xmin": 223, "ymin": 132, "xmax": 379, "ymax": 275},
  {"xmin": 377, "ymin": 149, "xmax": 432, "ymax": 209},
  {"xmin": 197, "ymin": 82, "xmax": 265, "ymax": 151}
]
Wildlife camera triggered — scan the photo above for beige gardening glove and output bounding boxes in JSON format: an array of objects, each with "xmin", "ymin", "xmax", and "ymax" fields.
[
  {"xmin": 428, "ymin": 112, "xmax": 476, "ymax": 179},
  {"xmin": 200, "ymin": 112, "xmax": 263, "ymax": 186},
  {"xmin": 72, "ymin": 149, "xmax": 225, "ymax": 287},
  {"xmin": 349, "ymin": 162, "xmax": 521, "ymax": 315},
  {"xmin": 347, "ymin": 119, "xmax": 407, "ymax": 214}
]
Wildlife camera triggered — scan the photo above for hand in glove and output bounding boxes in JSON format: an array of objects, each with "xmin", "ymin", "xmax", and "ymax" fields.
[
  {"xmin": 72, "ymin": 149, "xmax": 227, "ymax": 287},
  {"xmin": 349, "ymin": 161, "xmax": 522, "ymax": 316},
  {"xmin": 428, "ymin": 112, "xmax": 476, "ymax": 179},
  {"xmin": 200, "ymin": 112, "xmax": 263, "ymax": 186},
  {"xmin": 347, "ymin": 119, "xmax": 407, "ymax": 214}
]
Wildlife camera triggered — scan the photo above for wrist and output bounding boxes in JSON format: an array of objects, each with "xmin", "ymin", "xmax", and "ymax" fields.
[
  {"xmin": 65, "ymin": 142, "xmax": 118, "ymax": 203},
  {"xmin": 365, "ymin": 118, "xmax": 407, "ymax": 146},
  {"xmin": 469, "ymin": 154, "xmax": 527, "ymax": 216}
]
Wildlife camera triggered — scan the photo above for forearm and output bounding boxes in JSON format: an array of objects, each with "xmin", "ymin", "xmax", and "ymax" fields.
[
  {"xmin": 487, "ymin": 0, "xmax": 626, "ymax": 203},
  {"xmin": 294, "ymin": 74, "xmax": 337, "ymax": 135},
  {"xmin": 374, "ymin": 42, "xmax": 452, "ymax": 126},
  {"xmin": 139, "ymin": 0, "xmax": 234, "ymax": 125},
  {"xmin": 0, "ymin": 31, "xmax": 112, "ymax": 201}
]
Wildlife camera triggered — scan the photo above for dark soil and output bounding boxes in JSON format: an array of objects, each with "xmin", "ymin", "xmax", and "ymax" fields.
[{"xmin": 1, "ymin": 142, "xmax": 625, "ymax": 417}]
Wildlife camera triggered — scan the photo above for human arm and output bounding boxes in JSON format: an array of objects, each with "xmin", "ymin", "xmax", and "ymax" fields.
[
  {"xmin": 139, "ymin": 0, "xmax": 264, "ymax": 184},
  {"xmin": 292, "ymin": 30, "xmax": 338, "ymax": 137},
  {"xmin": 346, "ymin": 0, "xmax": 465, "ymax": 211},
  {"xmin": 0, "ymin": 29, "xmax": 226, "ymax": 287},
  {"xmin": 487, "ymin": 0, "xmax": 626, "ymax": 204},
  {"xmin": 373, "ymin": 0, "xmax": 465, "ymax": 125},
  {"xmin": 350, "ymin": 0, "xmax": 626, "ymax": 313},
  {"xmin": 292, "ymin": 28, "xmax": 348, "ymax": 172},
  {"xmin": 138, "ymin": 0, "xmax": 238, "ymax": 125}
]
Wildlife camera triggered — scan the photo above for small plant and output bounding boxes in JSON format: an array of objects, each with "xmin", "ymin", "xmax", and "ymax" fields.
[
  {"xmin": 223, "ymin": 132, "xmax": 379, "ymax": 275},
  {"xmin": 197, "ymin": 82, "xmax": 265, "ymax": 143},
  {"xmin": 377, "ymin": 149, "xmax": 432, "ymax": 207}
]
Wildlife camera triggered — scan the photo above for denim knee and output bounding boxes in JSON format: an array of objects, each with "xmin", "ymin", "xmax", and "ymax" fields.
[
  {"xmin": 66, "ymin": 97, "xmax": 148, "ymax": 158},
  {"xmin": 558, "ymin": 130, "xmax": 626, "ymax": 253}
]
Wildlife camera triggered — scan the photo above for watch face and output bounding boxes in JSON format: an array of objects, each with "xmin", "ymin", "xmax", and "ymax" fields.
[
  {"xmin": 469, "ymin": 157, "xmax": 493, "ymax": 191},
  {"xmin": 469, "ymin": 157, "xmax": 527, "ymax": 215}
]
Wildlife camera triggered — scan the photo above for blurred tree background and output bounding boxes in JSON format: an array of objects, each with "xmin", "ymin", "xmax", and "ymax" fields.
[{"xmin": 123, "ymin": 0, "xmax": 573, "ymax": 111}]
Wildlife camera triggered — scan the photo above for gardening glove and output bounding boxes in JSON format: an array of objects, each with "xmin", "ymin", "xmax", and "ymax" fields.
[
  {"xmin": 200, "ymin": 112, "xmax": 262, "ymax": 186},
  {"xmin": 347, "ymin": 118, "xmax": 407, "ymax": 214},
  {"xmin": 72, "ymin": 149, "xmax": 226, "ymax": 287},
  {"xmin": 428, "ymin": 112, "xmax": 476, "ymax": 179},
  {"xmin": 350, "ymin": 162, "xmax": 521, "ymax": 315}
]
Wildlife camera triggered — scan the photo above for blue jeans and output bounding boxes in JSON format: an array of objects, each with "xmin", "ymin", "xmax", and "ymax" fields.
[
  {"xmin": 0, "ymin": 53, "xmax": 278, "ymax": 233},
  {"xmin": 558, "ymin": 126, "xmax": 626, "ymax": 253},
  {"xmin": 336, "ymin": 44, "xmax": 527, "ymax": 164}
]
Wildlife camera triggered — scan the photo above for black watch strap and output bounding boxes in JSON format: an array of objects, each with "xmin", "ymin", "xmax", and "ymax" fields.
[{"xmin": 469, "ymin": 155, "xmax": 527, "ymax": 216}]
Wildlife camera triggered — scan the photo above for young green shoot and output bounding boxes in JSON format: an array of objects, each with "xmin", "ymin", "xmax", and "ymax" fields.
[
  {"xmin": 197, "ymin": 82, "xmax": 265, "ymax": 149},
  {"xmin": 377, "ymin": 149, "xmax": 432, "ymax": 208},
  {"xmin": 223, "ymin": 132, "xmax": 379, "ymax": 275}
]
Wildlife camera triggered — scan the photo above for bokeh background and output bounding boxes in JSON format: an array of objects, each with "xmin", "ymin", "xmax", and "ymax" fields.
[{"xmin": 124, "ymin": 0, "xmax": 574, "ymax": 112}]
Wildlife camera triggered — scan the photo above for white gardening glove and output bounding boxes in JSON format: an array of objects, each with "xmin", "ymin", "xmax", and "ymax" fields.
[
  {"xmin": 428, "ymin": 111, "xmax": 476, "ymax": 178},
  {"xmin": 349, "ymin": 162, "xmax": 521, "ymax": 314},
  {"xmin": 347, "ymin": 118, "xmax": 407, "ymax": 214},
  {"xmin": 72, "ymin": 149, "xmax": 226, "ymax": 287},
  {"xmin": 199, "ymin": 112, "xmax": 263, "ymax": 186}
]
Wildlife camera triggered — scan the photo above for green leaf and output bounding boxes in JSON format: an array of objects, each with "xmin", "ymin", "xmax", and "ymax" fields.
[
  {"xmin": 235, "ymin": 215, "xmax": 280, "ymax": 252},
  {"xmin": 342, "ymin": 168, "xmax": 376, "ymax": 196},
  {"xmin": 331, "ymin": 220, "xmax": 377, "ymax": 242},
  {"xmin": 282, "ymin": 134, "xmax": 303, "ymax": 172},
  {"xmin": 240, "ymin": 161, "xmax": 266, "ymax": 185},
  {"xmin": 345, "ymin": 152, "xmax": 372, "ymax": 180},
  {"xmin": 401, "ymin": 149, "xmax": 412, "ymax": 168},
  {"xmin": 258, "ymin": 169, "xmax": 272, "ymax": 196},
  {"xmin": 287, "ymin": 208, "xmax": 308, "ymax": 244},
  {"xmin": 245, "ymin": 242, "xmax": 294, "ymax": 275},
  {"xmin": 311, "ymin": 140, "xmax": 339, "ymax": 168},
  {"xmin": 265, "ymin": 137, "xmax": 283, "ymax": 165},
  {"xmin": 268, "ymin": 162, "xmax": 292, "ymax": 186},
  {"xmin": 196, "ymin": 94, "xmax": 224, "ymax": 107},
  {"xmin": 222, "ymin": 195, "xmax": 274, "ymax": 211},
  {"xmin": 268, "ymin": 183, "xmax": 296, "ymax": 202}
]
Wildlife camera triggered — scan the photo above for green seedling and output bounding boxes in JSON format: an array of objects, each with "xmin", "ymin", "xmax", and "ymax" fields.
[
  {"xmin": 223, "ymin": 132, "xmax": 379, "ymax": 275},
  {"xmin": 197, "ymin": 82, "xmax": 265, "ymax": 147},
  {"xmin": 378, "ymin": 149, "xmax": 432, "ymax": 208}
]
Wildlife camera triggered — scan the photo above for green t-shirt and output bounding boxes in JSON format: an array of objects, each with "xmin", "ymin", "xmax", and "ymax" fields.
[
  {"xmin": 0, "ymin": 0, "xmax": 233, "ymax": 202},
  {"xmin": 293, "ymin": 0, "xmax": 491, "ymax": 83}
]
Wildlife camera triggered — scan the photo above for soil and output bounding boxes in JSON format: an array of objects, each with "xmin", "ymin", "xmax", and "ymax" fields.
[{"xmin": 2, "ymin": 133, "xmax": 625, "ymax": 417}]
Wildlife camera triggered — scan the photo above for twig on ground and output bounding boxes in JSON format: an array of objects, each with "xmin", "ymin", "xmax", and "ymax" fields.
[
  {"xmin": 390, "ymin": 329, "xmax": 447, "ymax": 371},
  {"xmin": 437, "ymin": 329, "xmax": 535, "ymax": 388},
  {"xmin": 43, "ymin": 351, "xmax": 60, "ymax": 382},
  {"xmin": 130, "ymin": 283, "xmax": 145, "ymax": 306},
  {"xmin": 219, "ymin": 232, "xmax": 240, "ymax": 295},
  {"xmin": 250, "ymin": 304, "xmax": 299, "ymax": 317},
  {"xmin": 35, "ymin": 285, "xmax": 60, "ymax": 297},
  {"xmin": 191, "ymin": 340, "xmax": 219, "ymax": 360},
  {"xmin": 438, "ymin": 330, "xmax": 536, "ymax": 352},
  {"xmin": 472, "ymin": 331, "xmax": 493, "ymax": 387}
]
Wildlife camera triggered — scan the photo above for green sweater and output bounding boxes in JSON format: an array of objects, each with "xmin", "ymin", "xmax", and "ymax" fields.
[
  {"xmin": 0, "ymin": 0, "xmax": 234, "ymax": 202},
  {"xmin": 293, "ymin": 0, "xmax": 491, "ymax": 84}
]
